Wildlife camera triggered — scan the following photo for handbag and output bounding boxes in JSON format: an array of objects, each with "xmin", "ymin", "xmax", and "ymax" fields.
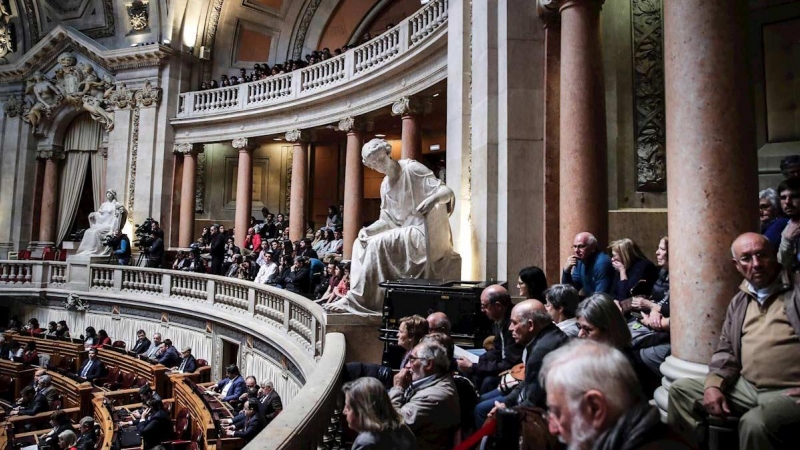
[{"xmin": 497, "ymin": 362, "xmax": 525, "ymax": 394}]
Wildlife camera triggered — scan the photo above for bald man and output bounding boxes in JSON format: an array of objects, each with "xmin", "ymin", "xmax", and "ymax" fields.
[
  {"xmin": 474, "ymin": 299, "xmax": 569, "ymax": 427},
  {"xmin": 669, "ymin": 232, "xmax": 800, "ymax": 450},
  {"xmin": 426, "ymin": 312, "xmax": 451, "ymax": 335},
  {"xmin": 561, "ymin": 231, "xmax": 613, "ymax": 295}
]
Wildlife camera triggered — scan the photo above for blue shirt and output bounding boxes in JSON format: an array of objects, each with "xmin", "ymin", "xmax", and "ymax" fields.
[
  {"xmin": 561, "ymin": 251, "xmax": 613, "ymax": 295},
  {"xmin": 114, "ymin": 238, "xmax": 129, "ymax": 256}
]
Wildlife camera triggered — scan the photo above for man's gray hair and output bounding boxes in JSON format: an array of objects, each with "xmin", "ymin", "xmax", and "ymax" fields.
[
  {"xmin": 540, "ymin": 340, "xmax": 643, "ymax": 416},
  {"xmin": 79, "ymin": 416, "xmax": 95, "ymax": 427},
  {"xmin": 415, "ymin": 341, "xmax": 450, "ymax": 374},
  {"xmin": 760, "ymin": 188, "xmax": 780, "ymax": 212},
  {"xmin": 38, "ymin": 374, "xmax": 52, "ymax": 385},
  {"xmin": 260, "ymin": 380, "xmax": 274, "ymax": 389},
  {"xmin": 153, "ymin": 332, "xmax": 162, "ymax": 339},
  {"xmin": 59, "ymin": 430, "xmax": 77, "ymax": 446},
  {"xmin": 585, "ymin": 233, "xmax": 598, "ymax": 246}
]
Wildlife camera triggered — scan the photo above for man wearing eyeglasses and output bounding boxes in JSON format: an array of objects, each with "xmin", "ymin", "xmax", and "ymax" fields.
[
  {"xmin": 668, "ymin": 232, "xmax": 800, "ymax": 450},
  {"xmin": 388, "ymin": 341, "xmax": 460, "ymax": 450},
  {"xmin": 561, "ymin": 232, "xmax": 613, "ymax": 296}
]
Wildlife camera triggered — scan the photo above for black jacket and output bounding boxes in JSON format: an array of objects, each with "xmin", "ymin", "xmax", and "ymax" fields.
[
  {"xmin": 177, "ymin": 355, "xmax": 197, "ymax": 373},
  {"xmin": 76, "ymin": 430, "xmax": 96, "ymax": 450},
  {"xmin": 132, "ymin": 337, "xmax": 152, "ymax": 355},
  {"xmin": 44, "ymin": 423, "xmax": 73, "ymax": 448},
  {"xmin": 148, "ymin": 236, "xmax": 164, "ymax": 263},
  {"xmin": 503, "ymin": 323, "xmax": 569, "ymax": 408},
  {"xmin": 18, "ymin": 392, "xmax": 49, "ymax": 416},
  {"xmin": 233, "ymin": 415, "xmax": 264, "ymax": 443},
  {"xmin": 472, "ymin": 310, "xmax": 523, "ymax": 377},
  {"xmin": 137, "ymin": 409, "xmax": 173, "ymax": 448},
  {"xmin": 78, "ymin": 359, "xmax": 106, "ymax": 382},
  {"xmin": 283, "ymin": 267, "xmax": 310, "ymax": 294},
  {"xmin": 259, "ymin": 391, "xmax": 283, "ymax": 421}
]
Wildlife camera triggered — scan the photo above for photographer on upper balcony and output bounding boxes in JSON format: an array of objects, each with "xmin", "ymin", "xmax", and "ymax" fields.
[
  {"xmin": 111, "ymin": 229, "xmax": 131, "ymax": 266},
  {"xmin": 146, "ymin": 226, "xmax": 164, "ymax": 268}
]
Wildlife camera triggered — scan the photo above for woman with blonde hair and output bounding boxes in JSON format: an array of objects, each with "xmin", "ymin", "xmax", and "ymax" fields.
[
  {"xmin": 608, "ymin": 238, "xmax": 659, "ymax": 301},
  {"xmin": 343, "ymin": 377, "xmax": 418, "ymax": 449}
]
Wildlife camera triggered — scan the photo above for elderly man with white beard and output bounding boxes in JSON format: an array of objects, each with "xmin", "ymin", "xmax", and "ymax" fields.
[{"xmin": 540, "ymin": 340, "xmax": 688, "ymax": 450}]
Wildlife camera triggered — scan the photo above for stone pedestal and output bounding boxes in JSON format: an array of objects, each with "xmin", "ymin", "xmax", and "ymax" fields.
[
  {"xmin": 66, "ymin": 254, "xmax": 108, "ymax": 291},
  {"xmin": 325, "ymin": 313, "xmax": 384, "ymax": 364}
]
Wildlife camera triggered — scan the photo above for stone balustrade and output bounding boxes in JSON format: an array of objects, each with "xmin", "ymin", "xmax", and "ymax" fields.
[
  {"xmin": 0, "ymin": 259, "xmax": 343, "ymax": 449},
  {"xmin": 175, "ymin": 0, "xmax": 448, "ymax": 120}
]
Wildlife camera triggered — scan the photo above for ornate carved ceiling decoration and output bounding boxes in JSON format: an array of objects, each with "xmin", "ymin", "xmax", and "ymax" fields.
[
  {"xmin": 25, "ymin": 0, "xmax": 115, "ymax": 43},
  {"xmin": 0, "ymin": 1, "xmax": 15, "ymax": 62}
]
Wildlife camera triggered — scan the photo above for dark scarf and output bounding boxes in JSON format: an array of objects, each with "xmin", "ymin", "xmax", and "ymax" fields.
[{"xmin": 591, "ymin": 402, "xmax": 665, "ymax": 450}]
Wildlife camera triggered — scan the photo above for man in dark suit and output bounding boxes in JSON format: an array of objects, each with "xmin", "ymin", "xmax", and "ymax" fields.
[
  {"xmin": 209, "ymin": 224, "xmax": 226, "ymax": 275},
  {"xmin": 136, "ymin": 398, "xmax": 173, "ymax": 448},
  {"xmin": 173, "ymin": 346, "xmax": 197, "ymax": 373},
  {"xmin": 76, "ymin": 417, "xmax": 97, "ymax": 450},
  {"xmin": 156, "ymin": 339, "xmax": 181, "ymax": 368},
  {"xmin": 10, "ymin": 386, "xmax": 49, "ymax": 416},
  {"xmin": 77, "ymin": 348, "xmax": 106, "ymax": 383},
  {"xmin": 131, "ymin": 330, "xmax": 152, "ymax": 354},
  {"xmin": 257, "ymin": 381, "xmax": 283, "ymax": 422},
  {"xmin": 207, "ymin": 365, "xmax": 246, "ymax": 403},
  {"xmin": 475, "ymin": 299, "xmax": 569, "ymax": 426}
]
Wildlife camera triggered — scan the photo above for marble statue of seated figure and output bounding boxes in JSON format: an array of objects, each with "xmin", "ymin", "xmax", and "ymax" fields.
[
  {"xmin": 324, "ymin": 139, "xmax": 461, "ymax": 316},
  {"xmin": 77, "ymin": 189, "xmax": 126, "ymax": 257}
]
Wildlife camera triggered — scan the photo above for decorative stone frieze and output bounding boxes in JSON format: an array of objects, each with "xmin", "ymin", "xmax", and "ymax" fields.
[
  {"xmin": 133, "ymin": 80, "xmax": 162, "ymax": 108},
  {"xmin": 127, "ymin": 108, "xmax": 140, "ymax": 223},
  {"xmin": 172, "ymin": 142, "xmax": 204, "ymax": 155},
  {"xmin": 196, "ymin": 152, "xmax": 206, "ymax": 213},
  {"xmin": 337, "ymin": 117, "xmax": 372, "ymax": 133},
  {"xmin": 0, "ymin": 1, "xmax": 14, "ymax": 61},
  {"xmin": 391, "ymin": 96, "xmax": 431, "ymax": 117},
  {"xmin": 107, "ymin": 82, "xmax": 135, "ymax": 110},
  {"xmin": 3, "ymin": 95, "xmax": 21, "ymax": 117},
  {"xmin": 36, "ymin": 145, "xmax": 66, "ymax": 160},
  {"xmin": 285, "ymin": 129, "xmax": 314, "ymax": 143}
]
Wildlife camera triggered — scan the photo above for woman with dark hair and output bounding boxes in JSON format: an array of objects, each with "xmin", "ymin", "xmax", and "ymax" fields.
[
  {"xmin": 84, "ymin": 327, "xmax": 98, "ymax": 348},
  {"xmin": 97, "ymin": 330, "xmax": 112, "ymax": 347},
  {"xmin": 26, "ymin": 318, "xmax": 43, "ymax": 334},
  {"xmin": 21, "ymin": 341, "xmax": 39, "ymax": 364},
  {"xmin": 343, "ymin": 377, "xmax": 418, "ymax": 450},
  {"xmin": 268, "ymin": 255, "xmax": 292, "ymax": 287},
  {"xmin": 517, "ymin": 266, "xmax": 548, "ymax": 300},
  {"xmin": 56, "ymin": 321, "xmax": 70, "ymax": 338},
  {"xmin": 576, "ymin": 293, "xmax": 632, "ymax": 351},
  {"xmin": 317, "ymin": 263, "xmax": 343, "ymax": 304},
  {"xmin": 319, "ymin": 229, "xmax": 337, "ymax": 258},
  {"xmin": 46, "ymin": 321, "xmax": 58, "ymax": 337},
  {"xmin": 325, "ymin": 205, "xmax": 342, "ymax": 231}
]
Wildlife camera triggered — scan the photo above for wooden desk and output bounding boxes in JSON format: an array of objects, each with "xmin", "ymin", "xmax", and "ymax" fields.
[
  {"xmin": 92, "ymin": 396, "xmax": 116, "ymax": 450},
  {"xmin": 171, "ymin": 377, "xmax": 247, "ymax": 450},
  {"xmin": 48, "ymin": 370, "xmax": 94, "ymax": 417},
  {"xmin": 96, "ymin": 347, "xmax": 169, "ymax": 396},
  {"xmin": 0, "ymin": 360, "xmax": 36, "ymax": 399},
  {"xmin": 5, "ymin": 333, "xmax": 86, "ymax": 373}
]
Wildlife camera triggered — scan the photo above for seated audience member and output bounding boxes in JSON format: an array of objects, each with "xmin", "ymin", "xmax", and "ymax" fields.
[
  {"xmin": 237, "ymin": 376, "xmax": 258, "ymax": 404},
  {"xmin": 77, "ymin": 348, "xmax": 106, "ymax": 383},
  {"xmin": 58, "ymin": 430, "xmax": 78, "ymax": 450},
  {"xmin": 208, "ymin": 365, "xmax": 247, "ymax": 403},
  {"xmin": 10, "ymin": 385, "xmax": 49, "ymax": 416},
  {"xmin": 9, "ymin": 340, "xmax": 23, "ymax": 359},
  {"xmin": 131, "ymin": 330, "xmax": 152, "ymax": 354},
  {"xmin": 389, "ymin": 342, "xmax": 460, "ymax": 450},
  {"xmin": 257, "ymin": 381, "xmax": 283, "ymax": 422},
  {"xmin": 608, "ymin": 238, "xmax": 659, "ymax": 301},
  {"xmin": 268, "ymin": 255, "xmax": 293, "ymax": 287},
  {"xmin": 136, "ymin": 398, "xmax": 172, "ymax": 449},
  {"xmin": 544, "ymin": 284, "xmax": 581, "ymax": 338},
  {"xmin": 542, "ymin": 340, "xmax": 689, "ymax": 450},
  {"xmin": 760, "ymin": 188, "xmax": 789, "ymax": 249},
  {"xmin": 244, "ymin": 227, "xmax": 261, "ymax": 252},
  {"xmin": 778, "ymin": 177, "xmax": 800, "ymax": 271},
  {"xmin": 628, "ymin": 236, "xmax": 671, "ymax": 376},
  {"xmin": 45, "ymin": 321, "xmax": 58, "ymax": 337},
  {"xmin": 37, "ymin": 374, "xmax": 58, "ymax": 407},
  {"xmin": 25, "ymin": 318, "xmax": 43, "ymax": 334},
  {"xmin": 96, "ymin": 329, "xmax": 112, "ymax": 347},
  {"xmin": 316, "ymin": 262, "xmax": 341, "ymax": 302},
  {"xmin": 669, "ymin": 232, "xmax": 800, "ymax": 450},
  {"xmin": 426, "ymin": 312, "xmax": 451, "ymax": 335},
  {"xmin": 144, "ymin": 333, "xmax": 163, "ymax": 359},
  {"xmin": 517, "ymin": 266, "xmax": 549, "ymax": 300},
  {"xmin": 0, "ymin": 336, "xmax": 9, "ymax": 359},
  {"xmin": 781, "ymin": 154, "xmax": 800, "ymax": 180},
  {"xmin": 226, "ymin": 254, "xmax": 243, "ymax": 277},
  {"xmin": 172, "ymin": 250, "xmax": 191, "ymax": 271},
  {"xmin": 562, "ymin": 232, "xmax": 614, "ymax": 295},
  {"xmin": 478, "ymin": 300, "xmax": 569, "ymax": 427},
  {"xmin": 124, "ymin": 385, "xmax": 162, "ymax": 424},
  {"xmin": 156, "ymin": 339, "xmax": 181, "ymax": 367},
  {"xmin": 223, "ymin": 398, "xmax": 266, "ymax": 443},
  {"xmin": 299, "ymin": 238, "xmax": 319, "ymax": 259},
  {"xmin": 173, "ymin": 346, "xmax": 197, "ymax": 373},
  {"xmin": 255, "ymin": 241, "xmax": 271, "ymax": 266},
  {"xmin": 344, "ymin": 377, "xmax": 418, "ymax": 450},
  {"xmin": 319, "ymin": 229, "xmax": 338, "ymax": 258},
  {"xmin": 311, "ymin": 229, "xmax": 326, "ymax": 254},
  {"xmin": 332, "ymin": 262, "xmax": 351, "ymax": 299},
  {"xmin": 254, "ymin": 251, "xmax": 278, "ymax": 284},
  {"xmin": 283, "ymin": 256, "xmax": 310, "ymax": 294},
  {"xmin": 456, "ymin": 285, "xmax": 523, "ymax": 394},
  {"xmin": 76, "ymin": 417, "xmax": 96, "ymax": 450},
  {"xmin": 56, "ymin": 320, "xmax": 70, "ymax": 338},
  {"xmin": 41, "ymin": 410, "xmax": 74, "ymax": 449},
  {"xmin": 239, "ymin": 259, "xmax": 257, "ymax": 281},
  {"xmin": 576, "ymin": 294, "xmax": 632, "ymax": 353},
  {"xmin": 83, "ymin": 327, "xmax": 99, "ymax": 348},
  {"xmin": 345, "ymin": 315, "xmax": 428, "ymax": 386},
  {"xmin": 186, "ymin": 247, "xmax": 206, "ymax": 273},
  {"xmin": 21, "ymin": 341, "xmax": 39, "ymax": 364}
]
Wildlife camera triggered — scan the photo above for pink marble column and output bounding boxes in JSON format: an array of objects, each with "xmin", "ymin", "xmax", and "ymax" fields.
[
  {"xmin": 558, "ymin": 0, "xmax": 608, "ymax": 264},
  {"xmin": 392, "ymin": 96, "xmax": 428, "ymax": 161},
  {"xmin": 664, "ymin": 0, "xmax": 756, "ymax": 365},
  {"xmin": 37, "ymin": 147, "xmax": 65, "ymax": 244},
  {"xmin": 286, "ymin": 130, "xmax": 312, "ymax": 242},
  {"xmin": 233, "ymin": 138, "xmax": 255, "ymax": 247},
  {"xmin": 175, "ymin": 143, "xmax": 202, "ymax": 248},
  {"xmin": 338, "ymin": 117, "xmax": 368, "ymax": 259}
]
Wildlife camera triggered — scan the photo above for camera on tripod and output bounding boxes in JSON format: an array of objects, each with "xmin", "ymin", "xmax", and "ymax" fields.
[
  {"xmin": 134, "ymin": 217, "xmax": 156, "ymax": 249},
  {"xmin": 101, "ymin": 233, "xmax": 119, "ymax": 248}
]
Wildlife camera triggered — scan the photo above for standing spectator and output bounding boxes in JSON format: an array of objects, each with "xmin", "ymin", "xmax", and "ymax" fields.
[
  {"xmin": 780, "ymin": 155, "xmax": 800, "ymax": 180},
  {"xmin": 344, "ymin": 377, "xmax": 418, "ymax": 450},
  {"xmin": 760, "ymin": 188, "xmax": 789, "ymax": 249},
  {"xmin": 561, "ymin": 232, "xmax": 613, "ymax": 295},
  {"xmin": 146, "ymin": 229, "xmax": 164, "ymax": 268},
  {"xmin": 209, "ymin": 224, "xmax": 226, "ymax": 275},
  {"xmin": 112, "ymin": 229, "xmax": 131, "ymax": 265},
  {"xmin": 778, "ymin": 177, "xmax": 800, "ymax": 271}
]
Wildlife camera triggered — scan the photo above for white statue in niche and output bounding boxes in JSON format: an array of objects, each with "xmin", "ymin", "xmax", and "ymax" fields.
[
  {"xmin": 324, "ymin": 139, "xmax": 461, "ymax": 316},
  {"xmin": 77, "ymin": 189, "xmax": 126, "ymax": 256}
]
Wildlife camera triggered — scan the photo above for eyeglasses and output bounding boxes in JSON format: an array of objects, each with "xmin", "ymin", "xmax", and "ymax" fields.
[
  {"xmin": 736, "ymin": 252, "xmax": 770, "ymax": 264},
  {"xmin": 572, "ymin": 244, "xmax": 588, "ymax": 250},
  {"xmin": 407, "ymin": 355, "xmax": 428, "ymax": 362}
]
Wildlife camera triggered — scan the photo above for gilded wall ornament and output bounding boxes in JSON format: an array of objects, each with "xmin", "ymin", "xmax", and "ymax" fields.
[{"xmin": 632, "ymin": 0, "xmax": 666, "ymax": 192}]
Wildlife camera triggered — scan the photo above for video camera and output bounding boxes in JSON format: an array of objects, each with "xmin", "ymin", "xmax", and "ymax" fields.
[
  {"xmin": 134, "ymin": 217, "xmax": 156, "ymax": 249},
  {"xmin": 101, "ymin": 233, "xmax": 119, "ymax": 248}
]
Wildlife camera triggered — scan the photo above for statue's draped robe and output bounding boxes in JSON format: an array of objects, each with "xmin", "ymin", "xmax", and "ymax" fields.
[{"xmin": 77, "ymin": 201, "xmax": 123, "ymax": 256}]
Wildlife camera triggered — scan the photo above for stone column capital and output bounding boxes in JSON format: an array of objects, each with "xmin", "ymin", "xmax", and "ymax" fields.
[
  {"xmin": 285, "ymin": 129, "xmax": 314, "ymax": 143},
  {"xmin": 172, "ymin": 142, "xmax": 204, "ymax": 155},
  {"xmin": 391, "ymin": 96, "xmax": 432, "ymax": 117},
  {"xmin": 558, "ymin": 0, "xmax": 605, "ymax": 13},
  {"xmin": 337, "ymin": 117, "xmax": 373, "ymax": 134},
  {"xmin": 36, "ymin": 145, "xmax": 65, "ymax": 161},
  {"xmin": 232, "ymin": 137, "xmax": 256, "ymax": 151},
  {"xmin": 537, "ymin": 0, "xmax": 561, "ymax": 24}
]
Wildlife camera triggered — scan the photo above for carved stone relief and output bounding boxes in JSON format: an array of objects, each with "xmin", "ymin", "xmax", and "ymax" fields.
[
  {"xmin": 127, "ymin": 1, "xmax": 149, "ymax": 32},
  {"xmin": 0, "ymin": 1, "xmax": 15, "ymax": 62},
  {"xmin": 291, "ymin": 0, "xmax": 323, "ymax": 60},
  {"xmin": 201, "ymin": 0, "xmax": 225, "ymax": 83},
  {"xmin": 127, "ymin": 107, "xmax": 140, "ymax": 224},
  {"xmin": 3, "ymin": 94, "xmax": 21, "ymax": 117},
  {"xmin": 133, "ymin": 80, "xmax": 162, "ymax": 107},
  {"xmin": 631, "ymin": 0, "xmax": 666, "ymax": 192},
  {"xmin": 196, "ymin": 152, "xmax": 206, "ymax": 213}
]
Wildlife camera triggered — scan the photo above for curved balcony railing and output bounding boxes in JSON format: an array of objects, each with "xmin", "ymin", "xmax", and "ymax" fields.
[
  {"xmin": 176, "ymin": 0, "xmax": 448, "ymax": 119},
  {"xmin": 0, "ymin": 260, "xmax": 344, "ymax": 449}
]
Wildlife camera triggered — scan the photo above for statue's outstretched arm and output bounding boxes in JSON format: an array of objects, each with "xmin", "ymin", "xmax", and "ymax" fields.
[{"xmin": 416, "ymin": 184, "xmax": 455, "ymax": 216}]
